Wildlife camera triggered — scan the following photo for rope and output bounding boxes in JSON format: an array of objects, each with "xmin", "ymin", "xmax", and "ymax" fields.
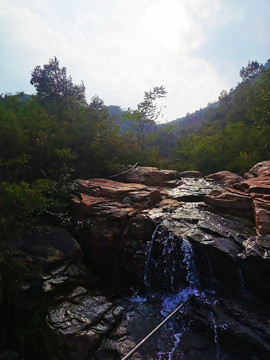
[
  {"xmin": 121, "ymin": 295, "xmax": 193, "ymax": 360},
  {"xmin": 106, "ymin": 162, "xmax": 139, "ymax": 179}
]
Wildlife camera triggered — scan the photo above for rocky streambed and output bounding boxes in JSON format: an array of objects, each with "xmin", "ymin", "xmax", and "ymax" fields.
[{"xmin": 1, "ymin": 162, "xmax": 270, "ymax": 360}]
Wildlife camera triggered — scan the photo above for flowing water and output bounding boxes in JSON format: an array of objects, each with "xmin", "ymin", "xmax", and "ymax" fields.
[{"xmin": 125, "ymin": 225, "xmax": 227, "ymax": 359}]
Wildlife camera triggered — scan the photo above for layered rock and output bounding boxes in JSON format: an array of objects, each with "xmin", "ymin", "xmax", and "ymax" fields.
[
  {"xmin": 28, "ymin": 163, "xmax": 270, "ymax": 359},
  {"xmin": 205, "ymin": 170, "xmax": 243, "ymax": 186},
  {"xmin": 45, "ymin": 287, "xmax": 124, "ymax": 360},
  {"xmin": 205, "ymin": 161, "xmax": 270, "ymax": 235},
  {"xmin": 73, "ymin": 178, "xmax": 161, "ymax": 220},
  {"xmin": 1, "ymin": 228, "xmax": 97, "ymax": 359},
  {"xmin": 120, "ymin": 166, "xmax": 179, "ymax": 186}
]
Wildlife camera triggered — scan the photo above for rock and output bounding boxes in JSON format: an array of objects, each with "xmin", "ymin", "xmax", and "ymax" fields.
[
  {"xmin": 120, "ymin": 166, "xmax": 179, "ymax": 186},
  {"xmin": 204, "ymin": 188, "xmax": 254, "ymax": 219},
  {"xmin": 179, "ymin": 170, "xmax": 202, "ymax": 178},
  {"xmin": 73, "ymin": 193, "xmax": 136, "ymax": 219},
  {"xmin": 253, "ymin": 199, "xmax": 270, "ymax": 235},
  {"xmin": 10, "ymin": 227, "xmax": 81, "ymax": 270},
  {"xmin": 184, "ymin": 295, "xmax": 270, "ymax": 360},
  {"xmin": 247, "ymin": 160, "xmax": 270, "ymax": 178},
  {"xmin": 168, "ymin": 178, "xmax": 221, "ymax": 202},
  {"xmin": 45, "ymin": 287, "xmax": 124, "ymax": 360},
  {"xmin": 78, "ymin": 178, "xmax": 148, "ymax": 200},
  {"xmin": 232, "ymin": 168, "xmax": 270, "ymax": 235},
  {"xmin": 147, "ymin": 202, "xmax": 257, "ymax": 295},
  {"xmin": 42, "ymin": 259, "xmax": 98, "ymax": 294},
  {"xmin": 205, "ymin": 171, "xmax": 243, "ymax": 186},
  {"xmin": 74, "ymin": 179, "xmax": 161, "ymax": 219}
]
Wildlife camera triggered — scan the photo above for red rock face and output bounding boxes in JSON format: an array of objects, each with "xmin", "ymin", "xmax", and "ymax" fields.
[
  {"xmin": 74, "ymin": 178, "xmax": 162, "ymax": 220},
  {"xmin": 120, "ymin": 166, "xmax": 179, "ymax": 186},
  {"xmin": 205, "ymin": 188, "xmax": 253, "ymax": 210},
  {"xmin": 78, "ymin": 178, "xmax": 148, "ymax": 200},
  {"xmin": 205, "ymin": 162, "xmax": 270, "ymax": 235},
  {"xmin": 253, "ymin": 199, "xmax": 270, "ymax": 235},
  {"xmin": 247, "ymin": 160, "xmax": 270, "ymax": 178},
  {"xmin": 205, "ymin": 170, "xmax": 243, "ymax": 186}
]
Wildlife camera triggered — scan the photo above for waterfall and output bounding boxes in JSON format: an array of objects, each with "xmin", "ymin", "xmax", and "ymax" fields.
[
  {"xmin": 125, "ymin": 226, "xmax": 229, "ymax": 359},
  {"xmin": 210, "ymin": 310, "xmax": 221, "ymax": 360}
]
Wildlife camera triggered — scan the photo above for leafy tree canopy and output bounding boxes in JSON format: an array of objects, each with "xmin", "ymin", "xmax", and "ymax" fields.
[
  {"xmin": 30, "ymin": 57, "xmax": 86, "ymax": 109},
  {"xmin": 124, "ymin": 86, "xmax": 167, "ymax": 151},
  {"xmin": 240, "ymin": 60, "xmax": 263, "ymax": 83}
]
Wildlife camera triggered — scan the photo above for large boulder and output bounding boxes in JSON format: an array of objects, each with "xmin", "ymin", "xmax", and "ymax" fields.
[
  {"xmin": 74, "ymin": 179, "xmax": 161, "ymax": 219},
  {"xmin": 245, "ymin": 160, "xmax": 270, "ymax": 178},
  {"xmin": 205, "ymin": 170, "xmax": 243, "ymax": 186},
  {"xmin": 120, "ymin": 166, "xmax": 179, "ymax": 186}
]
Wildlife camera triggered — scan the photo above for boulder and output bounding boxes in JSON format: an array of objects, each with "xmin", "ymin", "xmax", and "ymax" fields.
[
  {"xmin": 246, "ymin": 160, "xmax": 270, "ymax": 178},
  {"xmin": 10, "ymin": 227, "xmax": 81, "ymax": 271},
  {"xmin": 72, "ymin": 193, "xmax": 136, "ymax": 219},
  {"xmin": 120, "ymin": 166, "xmax": 179, "ymax": 186},
  {"xmin": 253, "ymin": 199, "xmax": 270, "ymax": 235},
  {"xmin": 204, "ymin": 188, "xmax": 253, "ymax": 219},
  {"xmin": 205, "ymin": 171, "xmax": 243, "ymax": 186},
  {"xmin": 75, "ymin": 179, "xmax": 161, "ymax": 217},
  {"xmin": 78, "ymin": 178, "xmax": 148, "ymax": 200},
  {"xmin": 45, "ymin": 287, "xmax": 124, "ymax": 360}
]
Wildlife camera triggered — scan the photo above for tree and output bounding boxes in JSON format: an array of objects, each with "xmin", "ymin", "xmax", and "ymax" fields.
[
  {"xmin": 247, "ymin": 68, "xmax": 270, "ymax": 127},
  {"xmin": 125, "ymin": 86, "xmax": 167, "ymax": 151},
  {"xmin": 30, "ymin": 57, "xmax": 86, "ymax": 110},
  {"xmin": 240, "ymin": 60, "xmax": 263, "ymax": 83},
  {"xmin": 89, "ymin": 95, "xmax": 105, "ymax": 112}
]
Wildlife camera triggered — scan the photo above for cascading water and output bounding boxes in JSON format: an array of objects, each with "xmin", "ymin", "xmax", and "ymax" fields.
[{"xmin": 126, "ymin": 225, "xmax": 227, "ymax": 359}]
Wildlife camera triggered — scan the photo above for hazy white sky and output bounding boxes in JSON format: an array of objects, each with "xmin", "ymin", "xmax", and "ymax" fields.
[{"xmin": 0, "ymin": 0, "xmax": 269, "ymax": 121}]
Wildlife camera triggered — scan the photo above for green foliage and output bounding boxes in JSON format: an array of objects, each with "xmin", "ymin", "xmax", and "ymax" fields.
[
  {"xmin": 30, "ymin": 56, "xmax": 86, "ymax": 111},
  {"xmin": 247, "ymin": 68, "xmax": 270, "ymax": 127},
  {"xmin": 123, "ymin": 86, "xmax": 167, "ymax": 151},
  {"xmin": 0, "ymin": 180, "xmax": 51, "ymax": 240},
  {"xmin": 171, "ymin": 64, "xmax": 270, "ymax": 174},
  {"xmin": 240, "ymin": 60, "xmax": 263, "ymax": 83}
]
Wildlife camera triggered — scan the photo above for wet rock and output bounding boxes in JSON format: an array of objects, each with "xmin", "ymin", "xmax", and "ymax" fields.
[
  {"xmin": 42, "ymin": 259, "xmax": 97, "ymax": 294},
  {"xmin": 185, "ymin": 295, "xmax": 270, "ymax": 360},
  {"xmin": 99, "ymin": 299, "xmax": 162, "ymax": 360},
  {"xmin": 120, "ymin": 166, "xmax": 179, "ymax": 186},
  {"xmin": 168, "ymin": 178, "xmax": 221, "ymax": 202},
  {"xmin": 146, "ymin": 202, "xmax": 270, "ymax": 298},
  {"xmin": 45, "ymin": 287, "xmax": 124, "ymax": 360},
  {"xmin": 205, "ymin": 170, "xmax": 243, "ymax": 186}
]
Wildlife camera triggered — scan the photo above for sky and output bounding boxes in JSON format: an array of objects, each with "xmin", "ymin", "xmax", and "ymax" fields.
[{"xmin": 0, "ymin": 0, "xmax": 269, "ymax": 122}]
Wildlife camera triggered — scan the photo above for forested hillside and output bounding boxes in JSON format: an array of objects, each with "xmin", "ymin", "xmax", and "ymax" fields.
[{"xmin": 158, "ymin": 60, "xmax": 270, "ymax": 173}]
